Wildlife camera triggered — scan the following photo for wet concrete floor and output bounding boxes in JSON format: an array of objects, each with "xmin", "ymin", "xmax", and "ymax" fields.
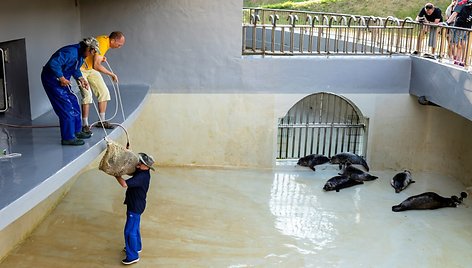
[{"xmin": 1, "ymin": 164, "xmax": 472, "ymax": 267}]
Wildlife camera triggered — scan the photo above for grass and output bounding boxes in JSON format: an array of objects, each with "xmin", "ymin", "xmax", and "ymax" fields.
[{"xmin": 243, "ymin": 0, "xmax": 453, "ymax": 20}]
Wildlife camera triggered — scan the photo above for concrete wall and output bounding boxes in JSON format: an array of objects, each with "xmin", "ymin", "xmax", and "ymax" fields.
[
  {"xmin": 76, "ymin": 0, "xmax": 472, "ymax": 187},
  {"xmin": 0, "ymin": 0, "xmax": 471, "ymax": 184},
  {"xmin": 127, "ymin": 93, "xmax": 472, "ymax": 188},
  {"xmin": 410, "ymin": 57, "xmax": 472, "ymax": 121},
  {"xmin": 0, "ymin": 0, "xmax": 81, "ymax": 119},
  {"xmin": 0, "ymin": 0, "xmax": 411, "ymax": 117},
  {"xmin": 79, "ymin": 0, "xmax": 410, "ymax": 94}
]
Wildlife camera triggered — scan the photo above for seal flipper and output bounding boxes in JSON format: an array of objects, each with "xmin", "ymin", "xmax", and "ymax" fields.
[
  {"xmin": 392, "ymin": 205, "xmax": 404, "ymax": 212},
  {"xmin": 364, "ymin": 174, "xmax": 378, "ymax": 181}
]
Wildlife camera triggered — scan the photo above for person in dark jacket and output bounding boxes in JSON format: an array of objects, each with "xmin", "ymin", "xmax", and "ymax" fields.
[
  {"xmin": 41, "ymin": 37, "xmax": 99, "ymax": 145},
  {"xmin": 115, "ymin": 152, "xmax": 155, "ymax": 265}
]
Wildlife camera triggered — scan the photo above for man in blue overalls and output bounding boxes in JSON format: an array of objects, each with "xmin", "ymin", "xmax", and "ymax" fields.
[{"xmin": 41, "ymin": 37, "xmax": 99, "ymax": 145}]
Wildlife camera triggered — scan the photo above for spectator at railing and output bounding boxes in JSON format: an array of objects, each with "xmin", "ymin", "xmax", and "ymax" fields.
[
  {"xmin": 445, "ymin": 0, "xmax": 458, "ymax": 60},
  {"xmin": 416, "ymin": 3, "xmax": 443, "ymax": 54},
  {"xmin": 446, "ymin": 0, "xmax": 468, "ymax": 23},
  {"xmin": 446, "ymin": 0, "xmax": 459, "ymax": 18},
  {"xmin": 446, "ymin": 0, "xmax": 472, "ymax": 66}
]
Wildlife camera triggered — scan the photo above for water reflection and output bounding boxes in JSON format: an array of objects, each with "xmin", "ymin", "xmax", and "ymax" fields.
[{"xmin": 269, "ymin": 171, "xmax": 337, "ymax": 251}]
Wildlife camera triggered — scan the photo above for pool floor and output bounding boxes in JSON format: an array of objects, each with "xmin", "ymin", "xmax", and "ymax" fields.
[{"xmin": 1, "ymin": 164, "xmax": 471, "ymax": 267}]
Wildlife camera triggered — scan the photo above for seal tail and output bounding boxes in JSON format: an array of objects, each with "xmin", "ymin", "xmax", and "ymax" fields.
[{"xmin": 451, "ymin": 192, "xmax": 468, "ymax": 205}]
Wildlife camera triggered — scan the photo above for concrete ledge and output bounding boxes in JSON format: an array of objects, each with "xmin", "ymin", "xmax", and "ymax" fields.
[
  {"xmin": 0, "ymin": 84, "xmax": 149, "ymax": 231},
  {"xmin": 410, "ymin": 57, "xmax": 472, "ymax": 121}
]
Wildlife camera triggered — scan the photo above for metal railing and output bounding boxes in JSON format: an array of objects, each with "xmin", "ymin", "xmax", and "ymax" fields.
[{"xmin": 242, "ymin": 8, "xmax": 472, "ymax": 67}]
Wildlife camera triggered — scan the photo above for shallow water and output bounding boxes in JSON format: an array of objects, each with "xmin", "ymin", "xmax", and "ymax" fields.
[{"xmin": 1, "ymin": 164, "xmax": 472, "ymax": 267}]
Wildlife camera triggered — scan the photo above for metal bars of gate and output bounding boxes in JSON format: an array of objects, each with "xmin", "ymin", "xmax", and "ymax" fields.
[{"xmin": 277, "ymin": 92, "xmax": 367, "ymax": 160}]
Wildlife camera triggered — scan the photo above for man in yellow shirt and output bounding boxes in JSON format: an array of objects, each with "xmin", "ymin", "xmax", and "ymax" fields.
[{"xmin": 80, "ymin": 31, "xmax": 125, "ymax": 133}]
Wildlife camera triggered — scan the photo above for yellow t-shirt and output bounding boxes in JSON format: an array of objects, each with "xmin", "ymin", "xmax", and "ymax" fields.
[{"xmin": 82, "ymin": 35, "xmax": 110, "ymax": 70}]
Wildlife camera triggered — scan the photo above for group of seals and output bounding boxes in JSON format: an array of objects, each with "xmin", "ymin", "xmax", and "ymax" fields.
[
  {"xmin": 323, "ymin": 163, "xmax": 379, "ymax": 192},
  {"xmin": 389, "ymin": 171, "xmax": 468, "ymax": 212},
  {"xmin": 297, "ymin": 152, "xmax": 469, "ymax": 211},
  {"xmin": 297, "ymin": 152, "xmax": 369, "ymax": 172},
  {"xmin": 297, "ymin": 152, "xmax": 377, "ymax": 192}
]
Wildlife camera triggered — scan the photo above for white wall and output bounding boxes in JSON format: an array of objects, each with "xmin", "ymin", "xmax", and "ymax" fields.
[
  {"xmin": 79, "ymin": 0, "xmax": 244, "ymax": 91},
  {"xmin": 0, "ymin": 0, "xmax": 81, "ymax": 119}
]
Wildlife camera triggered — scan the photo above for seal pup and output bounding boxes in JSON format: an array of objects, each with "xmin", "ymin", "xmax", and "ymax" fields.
[
  {"xmin": 297, "ymin": 154, "xmax": 330, "ymax": 171},
  {"xmin": 338, "ymin": 163, "xmax": 378, "ymax": 181},
  {"xmin": 390, "ymin": 170, "xmax": 414, "ymax": 193},
  {"xmin": 323, "ymin": 175, "xmax": 364, "ymax": 192},
  {"xmin": 392, "ymin": 192, "xmax": 468, "ymax": 212},
  {"xmin": 329, "ymin": 152, "xmax": 369, "ymax": 171}
]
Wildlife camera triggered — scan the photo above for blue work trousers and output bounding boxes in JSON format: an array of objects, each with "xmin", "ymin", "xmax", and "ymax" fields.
[
  {"xmin": 41, "ymin": 70, "xmax": 82, "ymax": 140},
  {"xmin": 124, "ymin": 211, "xmax": 142, "ymax": 260}
]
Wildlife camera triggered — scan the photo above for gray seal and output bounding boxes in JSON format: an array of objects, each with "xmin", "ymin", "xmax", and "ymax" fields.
[
  {"xmin": 323, "ymin": 175, "xmax": 364, "ymax": 192},
  {"xmin": 390, "ymin": 170, "xmax": 414, "ymax": 193},
  {"xmin": 392, "ymin": 192, "xmax": 468, "ymax": 212},
  {"xmin": 338, "ymin": 163, "xmax": 378, "ymax": 181},
  {"xmin": 297, "ymin": 154, "xmax": 330, "ymax": 171},
  {"xmin": 330, "ymin": 152, "xmax": 369, "ymax": 171}
]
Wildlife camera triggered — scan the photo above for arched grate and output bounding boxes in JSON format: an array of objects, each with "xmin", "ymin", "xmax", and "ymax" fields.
[{"xmin": 277, "ymin": 92, "xmax": 368, "ymax": 160}]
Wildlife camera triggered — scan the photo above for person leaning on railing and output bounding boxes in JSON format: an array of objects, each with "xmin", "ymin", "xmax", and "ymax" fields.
[
  {"xmin": 446, "ymin": 0, "xmax": 472, "ymax": 66},
  {"xmin": 416, "ymin": 3, "xmax": 443, "ymax": 54},
  {"xmin": 445, "ymin": 0, "xmax": 458, "ymax": 60}
]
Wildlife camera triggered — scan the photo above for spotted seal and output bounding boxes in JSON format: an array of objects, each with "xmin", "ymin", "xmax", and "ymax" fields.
[
  {"xmin": 297, "ymin": 154, "xmax": 330, "ymax": 171},
  {"xmin": 392, "ymin": 192, "xmax": 468, "ymax": 212},
  {"xmin": 323, "ymin": 175, "xmax": 364, "ymax": 192},
  {"xmin": 330, "ymin": 152, "xmax": 369, "ymax": 171},
  {"xmin": 390, "ymin": 170, "xmax": 414, "ymax": 193},
  {"xmin": 338, "ymin": 163, "xmax": 378, "ymax": 181}
]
